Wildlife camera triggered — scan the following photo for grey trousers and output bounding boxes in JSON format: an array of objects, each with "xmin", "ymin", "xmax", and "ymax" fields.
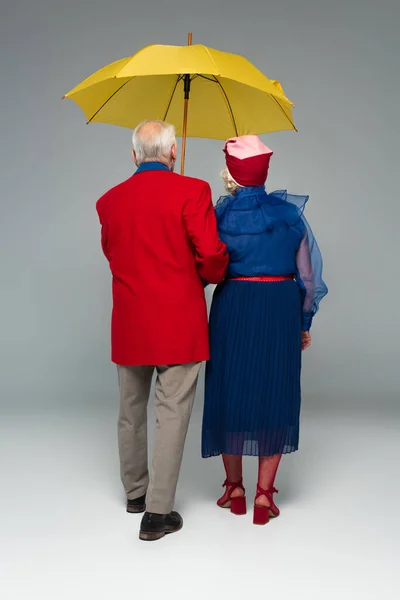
[{"xmin": 117, "ymin": 362, "xmax": 201, "ymax": 514}]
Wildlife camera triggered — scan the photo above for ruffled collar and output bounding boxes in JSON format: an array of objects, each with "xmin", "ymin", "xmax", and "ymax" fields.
[{"xmin": 216, "ymin": 187, "xmax": 309, "ymax": 234}]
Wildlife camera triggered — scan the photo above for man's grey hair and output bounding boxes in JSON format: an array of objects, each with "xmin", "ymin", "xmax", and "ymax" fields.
[{"xmin": 132, "ymin": 120, "xmax": 177, "ymax": 164}]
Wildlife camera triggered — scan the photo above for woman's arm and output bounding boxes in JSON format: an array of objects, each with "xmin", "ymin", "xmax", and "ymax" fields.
[{"xmin": 295, "ymin": 215, "xmax": 328, "ymax": 331}]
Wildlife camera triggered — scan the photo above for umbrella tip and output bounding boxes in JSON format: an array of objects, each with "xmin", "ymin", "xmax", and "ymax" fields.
[{"xmin": 62, "ymin": 95, "xmax": 65, "ymax": 100}]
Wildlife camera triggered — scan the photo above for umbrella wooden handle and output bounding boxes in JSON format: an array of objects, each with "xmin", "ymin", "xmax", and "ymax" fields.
[{"xmin": 180, "ymin": 33, "xmax": 192, "ymax": 176}]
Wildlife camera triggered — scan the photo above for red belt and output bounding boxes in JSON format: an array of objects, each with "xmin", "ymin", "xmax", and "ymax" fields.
[{"xmin": 229, "ymin": 275, "xmax": 294, "ymax": 282}]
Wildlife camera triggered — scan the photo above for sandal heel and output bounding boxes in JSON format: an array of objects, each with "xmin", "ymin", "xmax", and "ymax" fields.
[
  {"xmin": 230, "ymin": 495, "xmax": 247, "ymax": 515},
  {"xmin": 217, "ymin": 479, "xmax": 246, "ymax": 514},
  {"xmin": 253, "ymin": 484, "xmax": 280, "ymax": 525},
  {"xmin": 253, "ymin": 504, "xmax": 270, "ymax": 525}
]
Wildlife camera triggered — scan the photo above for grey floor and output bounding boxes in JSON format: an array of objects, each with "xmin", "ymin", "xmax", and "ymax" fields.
[{"xmin": 1, "ymin": 406, "xmax": 399, "ymax": 600}]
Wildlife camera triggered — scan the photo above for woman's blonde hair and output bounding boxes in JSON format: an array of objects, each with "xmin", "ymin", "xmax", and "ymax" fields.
[{"xmin": 221, "ymin": 167, "xmax": 242, "ymax": 195}]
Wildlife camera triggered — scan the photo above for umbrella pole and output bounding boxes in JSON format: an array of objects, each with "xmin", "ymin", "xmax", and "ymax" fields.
[
  {"xmin": 180, "ymin": 32, "xmax": 192, "ymax": 176},
  {"xmin": 180, "ymin": 97, "xmax": 189, "ymax": 175}
]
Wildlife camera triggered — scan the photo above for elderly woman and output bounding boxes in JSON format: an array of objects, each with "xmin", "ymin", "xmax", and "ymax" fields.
[{"xmin": 202, "ymin": 136, "xmax": 327, "ymax": 525}]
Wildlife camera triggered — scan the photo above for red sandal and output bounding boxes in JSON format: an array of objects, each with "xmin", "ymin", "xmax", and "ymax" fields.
[
  {"xmin": 217, "ymin": 479, "xmax": 247, "ymax": 515},
  {"xmin": 253, "ymin": 485, "xmax": 280, "ymax": 525}
]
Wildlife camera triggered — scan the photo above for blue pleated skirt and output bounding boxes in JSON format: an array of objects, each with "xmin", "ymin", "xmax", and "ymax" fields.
[{"xmin": 202, "ymin": 280, "xmax": 302, "ymax": 458}]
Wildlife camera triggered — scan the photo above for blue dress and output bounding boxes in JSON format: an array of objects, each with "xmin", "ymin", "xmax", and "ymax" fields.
[{"xmin": 202, "ymin": 186, "xmax": 327, "ymax": 458}]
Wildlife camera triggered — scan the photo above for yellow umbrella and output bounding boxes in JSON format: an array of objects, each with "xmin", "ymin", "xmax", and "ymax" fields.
[{"xmin": 63, "ymin": 34, "xmax": 296, "ymax": 174}]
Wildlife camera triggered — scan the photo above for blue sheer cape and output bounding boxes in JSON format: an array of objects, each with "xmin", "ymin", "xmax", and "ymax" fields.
[{"xmin": 214, "ymin": 186, "xmax": 327, "ymax": 330}]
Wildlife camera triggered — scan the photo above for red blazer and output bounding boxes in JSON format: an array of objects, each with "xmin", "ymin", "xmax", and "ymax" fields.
[{"xmin": 96, "ymin": 163, "xmax": 228, "ymax": 366}]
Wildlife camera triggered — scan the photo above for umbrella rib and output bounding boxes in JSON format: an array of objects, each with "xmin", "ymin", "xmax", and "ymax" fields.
[
  {"xmin": 87, "ymin": 79, "xmax": 132, "ymax": 124},
  {"xmin": 215, "ymin": 77, "xmax": 239, "ymax": 136},
  {"xmin": 198, "ymin": 75, "xmax": 238, "ymax": 136},
  {"xmin": 163, "ymin": 75, "xmax": 183, "ymax": 121},
  {"xmin": 270, "ymin": 96, "xmax": 298, "ymax": 132}
]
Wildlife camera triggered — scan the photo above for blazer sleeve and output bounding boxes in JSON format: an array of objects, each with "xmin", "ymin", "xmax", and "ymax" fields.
[
  {"xmin": 182, "ymin": 182, "xmax": 229, "ymax": 284},
  {"xmin": 96, "ymin": 198, "xmax": 111, "ymax": 262}
]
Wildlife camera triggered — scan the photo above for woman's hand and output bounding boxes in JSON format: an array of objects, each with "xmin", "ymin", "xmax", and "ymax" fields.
[{"xmin": 301, "ymin": 331, "xmax": 312, "ymax": 351}]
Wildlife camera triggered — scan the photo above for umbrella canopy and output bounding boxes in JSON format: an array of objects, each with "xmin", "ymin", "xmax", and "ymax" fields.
[{"xmin": 64, "ymin": 37, "xmax": 296, "ymax": 173}]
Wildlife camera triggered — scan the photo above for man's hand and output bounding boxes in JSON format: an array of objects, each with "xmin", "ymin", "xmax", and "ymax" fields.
[{"xmin": 301, "ymin": 331, "xmax": 312, "ymax": 351}]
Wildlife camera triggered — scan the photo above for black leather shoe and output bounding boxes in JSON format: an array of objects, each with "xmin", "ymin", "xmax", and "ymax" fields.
[
  {"xmin": 126, "ymin": 494, "xmax": 146, "ymax": 514},
  {"xmin": 139, "ymin": 511, "xmax": 183, "ymax": 541}
]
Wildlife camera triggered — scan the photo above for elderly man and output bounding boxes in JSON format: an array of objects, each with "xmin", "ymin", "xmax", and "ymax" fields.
[{"xmin": 96, "ymin": 120, "xmax": 228, "ymax": 541}]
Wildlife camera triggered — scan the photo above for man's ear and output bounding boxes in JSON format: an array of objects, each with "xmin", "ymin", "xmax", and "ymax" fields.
[
  {"xmin": 171, "ymin": 144, "xmax": 177, "ymax": 162},
  {"xmin": 132, "ymin": 149, "xmax": 139, "ymax": 166}
]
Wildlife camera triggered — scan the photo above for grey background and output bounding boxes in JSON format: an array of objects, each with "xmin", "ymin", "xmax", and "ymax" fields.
[
  {"xmin": 1, "ymin": 2, "xmax": 399, "ymax": 599},
  {"xmin": 1, "ymin": 0, "xmax": 399, "ymax": 414}
]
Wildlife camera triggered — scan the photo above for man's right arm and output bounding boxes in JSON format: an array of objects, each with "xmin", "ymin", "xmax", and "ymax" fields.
[
  {"xmin": 96, "ymin": 198, "xmax": 111, "ymax": 262},
  {"xmin": 182, "ymin": 182, "xmax": 228, "ymax": 284}
]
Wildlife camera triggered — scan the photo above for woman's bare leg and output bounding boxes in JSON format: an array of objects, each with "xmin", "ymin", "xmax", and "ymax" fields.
[
  {"xmin": 256, "ymin": 454, "xmax": 281, "ymax": 506},
  {"xmin": 222, "ymin": 453, "xmax": 244, "ymax": 497}
]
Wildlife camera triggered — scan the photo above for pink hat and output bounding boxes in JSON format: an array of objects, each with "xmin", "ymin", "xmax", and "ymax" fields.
[{"xmin": 223, "ymin": 135, "xmax": 273, "ymax": 187}]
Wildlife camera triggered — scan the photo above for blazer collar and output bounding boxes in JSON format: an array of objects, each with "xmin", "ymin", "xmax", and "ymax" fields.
[{"xmin": 135, "ymin": 161, "xmax": 170, "ymax": 174}]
